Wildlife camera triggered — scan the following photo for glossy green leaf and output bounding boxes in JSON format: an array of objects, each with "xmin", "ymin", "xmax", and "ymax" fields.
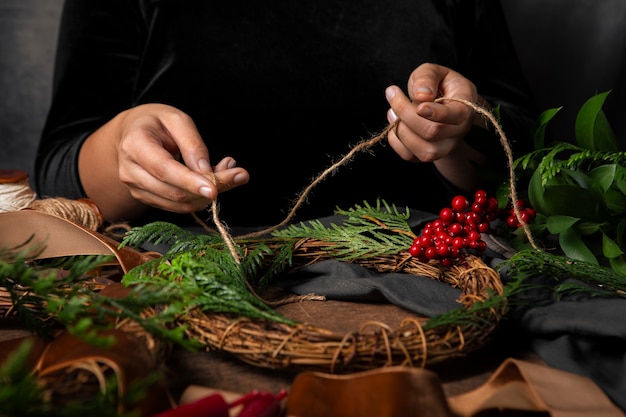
[
  {"xmin": 616, "ymin": 218, "xmax": 626, "ymax": 248},
  {"xmin": 592, "ymin": 110, "xmax": 619, "ymax": 151},
  {"xmin": 589, "ymin": 164, "xmax": 616, "ymax": 193},
  {"xmin": 559, "ymin": 228, "xmax": 598, "ymax": 264},
  {"xmin": 605, "ymin": 189, "xmax": 626, "ymax": 214},
  {"xmin": 574, "ymin": 90, "xmax": 618, "ymax": 151},
  {"xmin": 602, "ymin": 232, "xmax": 624, "ymax": 258},
  {"xmin": 571, "ymin": 221, "xmax": 601, "ymax": 236},
  {"xmin": 533, "ymin": 107, "xmax": 561, "ymax": 149},
  {"xmin": 541, "ymin": 184, "xmax": 600, "ymax": 219},
  {"xmin": 527, "ymin": 167, "xmax": 547, "ymax": 214},
  {"xmin": 609, "ymin": 255, "xmax": 626, "ymax": 275},
  {"xmin": 615, "ymin": 165, "xmax": 626, "ymax": 195},
  {"xmin": 561, "ymin": 168, "xmax": 598, "ymax": 192},
  {"xmin": 546, "ymin": 215, "xmax": 579, "ymax": 234}
]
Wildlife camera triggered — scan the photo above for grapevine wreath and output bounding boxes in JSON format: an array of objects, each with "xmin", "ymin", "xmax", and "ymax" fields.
[{"xmin": 118, "ymin": 197, "xmax": 513, "ymax": 372}]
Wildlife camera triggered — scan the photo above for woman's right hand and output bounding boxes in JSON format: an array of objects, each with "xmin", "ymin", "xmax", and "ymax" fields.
[{"xmin": 78, "ymin": 103, "xmax": 249, "ymax": 221}]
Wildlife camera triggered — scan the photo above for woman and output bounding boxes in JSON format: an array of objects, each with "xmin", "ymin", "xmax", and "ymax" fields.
[{"xmin": 36, "ymin": 0, "xmax": 537, "ymax": 228}]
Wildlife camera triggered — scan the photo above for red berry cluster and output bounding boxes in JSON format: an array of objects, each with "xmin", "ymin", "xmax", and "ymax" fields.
[
  {"xmin": 504, "ymin": 200, "xmax": 537, "ymax": 228},
  {"xmin": 409, "ymin": 190, "xmax": 500, "ymax": 267}
]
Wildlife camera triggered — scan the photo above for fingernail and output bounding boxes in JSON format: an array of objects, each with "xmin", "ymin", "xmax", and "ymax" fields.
[
  {"xmin": 416, "ymin": 86, "xmax": 433, "ymax": 95},
  {"xmin": 199, "ymin": 186, "xmax": 213, "ymax": 199},
  {"xmin": 385, "ymin": 86, "xmax": 396, "ymax": 101},
  {"xmin": 227, "ymin": 158, "xmax": 237, "ymax": 169},
  {"xmin": 233, "ymin": 172, "xmax": 248, "ymax": 186},
  {"xmin": 418, "ymin": 105, "xmax": 433, "ymax": 118},
  {"xmin": 388, "ymin": 108, "xmax": 398, "ymax": 123},
  {"xmin": 198, "ymin": 158, "xmax": 211, "ymax": 173}
]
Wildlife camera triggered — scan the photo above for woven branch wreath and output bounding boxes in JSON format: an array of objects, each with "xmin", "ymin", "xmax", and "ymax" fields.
[{"xmin": 118, "ymin": 200, "xmax": 509, "ymax": 373}]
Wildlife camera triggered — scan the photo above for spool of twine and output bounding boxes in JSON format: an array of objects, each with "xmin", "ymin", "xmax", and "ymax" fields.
[{"xmin": 0, "ymin": 169, "xmax": 103, "ymax": 231}]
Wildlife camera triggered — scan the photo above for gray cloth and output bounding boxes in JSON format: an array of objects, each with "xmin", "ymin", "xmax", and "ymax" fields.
[
  {"xmin": 505, "ymin": 275, "xmax": 626, "ymax": 412},
  {"xmin": 278, "ymin": 259, "xmax": 462, "ymax": 317}
]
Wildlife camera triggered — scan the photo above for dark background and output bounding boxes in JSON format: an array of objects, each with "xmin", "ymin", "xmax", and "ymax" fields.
[{"xmin": 2, "ymin": 1, "xmax": 626, "ymax": 177}]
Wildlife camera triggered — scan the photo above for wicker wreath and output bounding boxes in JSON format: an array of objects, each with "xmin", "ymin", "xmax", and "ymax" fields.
[{"xmin": 162, "ymin": 241, "xmax": 507, "ymax": 374}]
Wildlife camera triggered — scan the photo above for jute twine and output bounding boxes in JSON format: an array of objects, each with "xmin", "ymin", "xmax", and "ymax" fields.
[
  {"xmin": 0, "ymin": 169, "xmax": 102, "ymax": 231},
  {"xmin": 201, "ymin": 96, "xmax": 539, "ymax": 260}
]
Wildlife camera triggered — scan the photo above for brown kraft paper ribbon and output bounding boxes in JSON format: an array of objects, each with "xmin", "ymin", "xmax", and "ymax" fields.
[{"xmin": 285, "ymin": 358, "xmax": 624, "ymax": 417}]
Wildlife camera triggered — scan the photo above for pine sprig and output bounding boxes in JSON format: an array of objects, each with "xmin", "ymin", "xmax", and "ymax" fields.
[
  {"xmin": 235, "ymin": 240, "xmax": 294, "ymax": 289},
  {"xmin": 0, "ymin": 339, "xmax": 45, "ymax": 415},
  {"xmin": 272, "ymin": 200, "xmax": 415, "ymax": 260}
]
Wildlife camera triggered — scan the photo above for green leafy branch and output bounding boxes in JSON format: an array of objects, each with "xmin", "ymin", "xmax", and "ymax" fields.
[
  {"xmin": 119, "ymin": 199, "xmax": 416, "ymax": 324},
  {"xmin": 0, "ymin": 241, "xmax": 199, "ymax": 349},
  {"xmin": 272, "ymin": 200, "xmax": 416, "ymax": 259},
  {"xmin": 507, "ymin": 90, "xmax": 626, "ymax": 275},
  {"xmin": 0, "ymin": 242, "xmax": 115, "ymax": 338},
  {"xmin": 497, "ymin": 249, "xmax": 626, "ymax": 299}
]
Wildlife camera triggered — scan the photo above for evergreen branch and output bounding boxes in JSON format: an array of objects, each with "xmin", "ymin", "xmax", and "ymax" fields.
[
  {"xmin": 236, "ymin": 241, "xmax": 293, "ymax": 289},
  {"xmin": 1, "ymin": 250, "xmax": 115, "ymax": 338},
  {"xmin": 123, "ymin": 249, "xmax": 293, "ymax": 325},
  {"xmin": 496, "ymin": 249, "xmax": 626, "ymax": 298},
  {"xmin": 156, "ymin": 251, "xmax": 293, "ymax": 324},
  {"xmin": 272, "ymin": 200, "xmax": 415, "ymax": 260},
  {"xmin": 120, "ymin": 221, "xmax": 222, "ymax": 255},
  {"xmin": 53, "ymin": 282, "xmax": 202, "ymax": 350},
  {"xmin": 515, "ymin": 142, "xmax": 626, "ymax": 185}
]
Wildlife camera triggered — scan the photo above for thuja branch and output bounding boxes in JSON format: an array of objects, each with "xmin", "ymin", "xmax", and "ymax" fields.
[{"xmin": 496, "ymin": 249, "xmax": 626, "ymax": 298}]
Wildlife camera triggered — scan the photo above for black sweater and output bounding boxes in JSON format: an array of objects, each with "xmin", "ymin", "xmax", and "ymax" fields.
[{"xmin": 36, "ymin": 0, "xmax": 537, "ymax": 227}]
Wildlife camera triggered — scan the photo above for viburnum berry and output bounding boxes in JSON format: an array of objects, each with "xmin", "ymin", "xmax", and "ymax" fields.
[
  {"xmin": 451, "ymin": 195, "xmax": 470, "ymax": 212},
  {"xmin": 504, "ymin": 199, "xmax": 537, "ymax": 229},
  {"xmin": 408, "ymin": 188, "xmax": 542, "ymax": 267},
  {"xmin": 439, "ymin": 207, "xmax": 454, "ymax": 224},
  {"xmin": 409, "ymin": 190, "xmax": 538, "ymax": 266},
  {"xmin": 409, "ymin": 190, "xmax": 499, "ymax": 266}
]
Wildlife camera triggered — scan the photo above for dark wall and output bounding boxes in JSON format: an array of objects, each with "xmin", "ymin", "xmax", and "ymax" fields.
[
  {"xmin": 1, "ymin": 1, "xmax": 625, "ymax": 180},
  {"xmin": 502, "ymin": 1, "xmax": 626, "ymax": 144},
  {"xmin": 0, "ymin": 0, "xmax": 63, "ymax": 175}
]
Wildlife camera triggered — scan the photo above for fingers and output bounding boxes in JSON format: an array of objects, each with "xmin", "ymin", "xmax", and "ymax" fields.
[
  {"xmin": 384, "ymin": 63, "xmax": 480, "ymax": 163},
  {"xmin": 406, "ymin": 62, "xmax": 478, "ymax": 124},
  {"xmin": 116, "ymin": 104, "xmax": 249, "ymax": 214},
  {"xmin": 212, "ymin": 157, "xmax": 250, "ymax": 193},
  {"xmin": 386, "ymin": 106, "xmax": 456, "ymax": 163},
  {"xmin": 123, "ymin": 167, "xmax": 249, "ymax": 214}
]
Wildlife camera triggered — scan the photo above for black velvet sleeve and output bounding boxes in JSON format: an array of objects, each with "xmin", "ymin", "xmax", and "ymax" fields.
[
  {"xmin": 34, "ymin": 0, "xmax": 144, "ymax": 198},
  {"xmin": 450, "ymin": 0, "xmax": 538, "ymax": 159},
  {"xmin": 34, "ymin": 0, "xmax": 538, "ymax": 223}
]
